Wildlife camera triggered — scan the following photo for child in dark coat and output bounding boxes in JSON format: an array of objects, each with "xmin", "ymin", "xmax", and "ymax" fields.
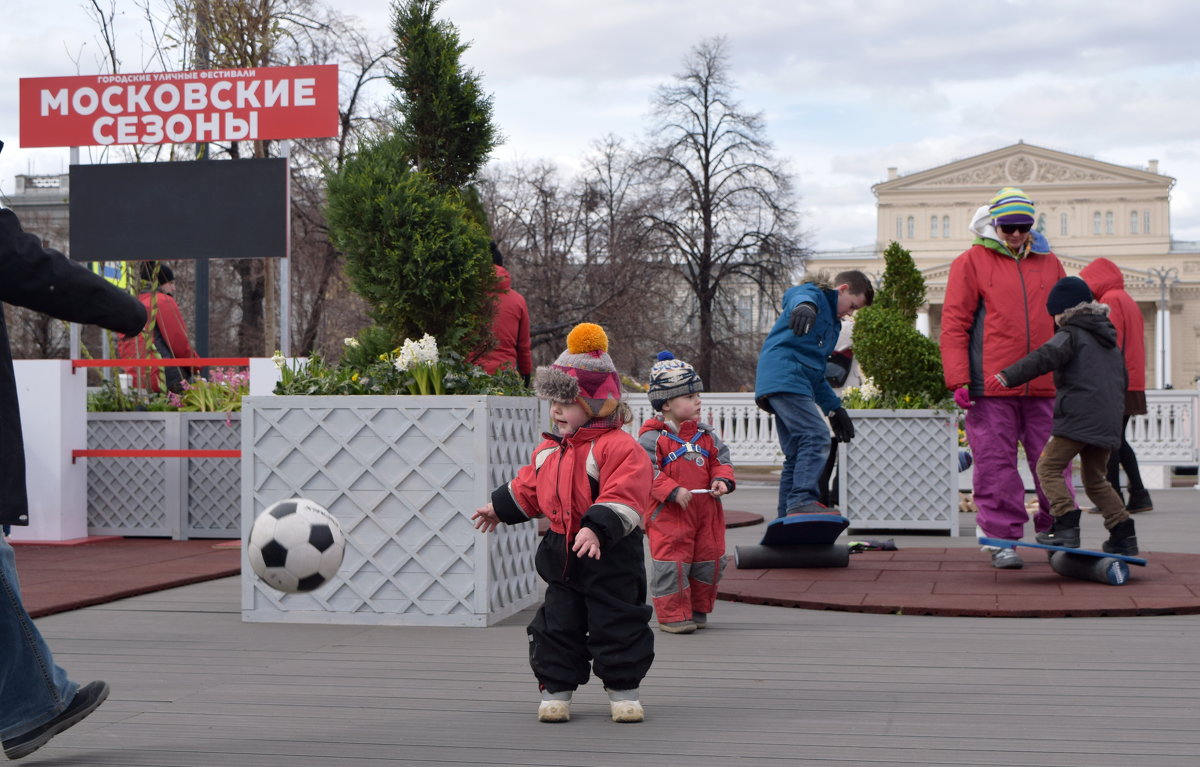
[
  {"xmin": 472, "ymin": 323, "xmax": 654, "ymax": 724},
  {"xmin": 995, "ymin": 276, "xmax": 1136, "ymax": 555},
  {"xmin": 637, "ymin": 352, "xmax": 735, "ymax": 634}
]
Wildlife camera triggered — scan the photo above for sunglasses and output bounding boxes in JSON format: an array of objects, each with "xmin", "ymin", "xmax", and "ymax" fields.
[{"xmin": 998, "ymin": 223, "xmax": 1032, "ymax": 234}]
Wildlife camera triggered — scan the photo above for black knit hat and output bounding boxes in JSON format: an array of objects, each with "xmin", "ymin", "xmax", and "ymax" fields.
[
  {"xmin": 1046, "ymin": 276, "xmax": 1093, "ymax": 315},
  {"xmin": 138, "ymin": 261, "xmax": 174, "ymax": 286}
]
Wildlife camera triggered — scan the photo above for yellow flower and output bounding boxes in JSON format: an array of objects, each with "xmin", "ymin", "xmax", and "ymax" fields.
[{"xmin": 352, "ymin": 372, "xmax": 360, "ymax": 382}]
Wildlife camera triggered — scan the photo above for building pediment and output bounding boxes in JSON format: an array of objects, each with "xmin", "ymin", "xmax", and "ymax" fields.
[{"xmin": 874, "ymin": 143, "xmax": 1173, "ymax": 195}]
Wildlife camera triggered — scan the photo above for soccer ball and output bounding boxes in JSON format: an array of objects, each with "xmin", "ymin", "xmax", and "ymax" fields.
[{"xmin": 248, "ymin": 498, "xmax": 346, "ymax": 593}]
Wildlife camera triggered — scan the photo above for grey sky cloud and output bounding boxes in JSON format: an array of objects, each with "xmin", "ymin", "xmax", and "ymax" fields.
[{"xmin": 3, "ymin": 0, "xmax": 1198, "ymax": 249}]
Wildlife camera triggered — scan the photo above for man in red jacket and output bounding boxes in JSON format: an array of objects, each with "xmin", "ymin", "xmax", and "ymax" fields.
[
  {"xmin": 117, "ymin": 261, "xmax": 198, "ymax": 393},
  {"xmin": 1080, "ymin": 257, "xmax": 1152, "ymax": 513},
  {"xmin": 940, "ymin": 187, "xmax": 1073, "ymax": 569},
  {"xmin": 470, "ymin": 242, "xmax": 532, "ymax": 384}
]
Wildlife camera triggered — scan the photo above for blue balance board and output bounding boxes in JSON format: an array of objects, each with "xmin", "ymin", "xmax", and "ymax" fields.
[{"xmin": 760, "ymin": 513, "xmax": 849, "ymax": 546}]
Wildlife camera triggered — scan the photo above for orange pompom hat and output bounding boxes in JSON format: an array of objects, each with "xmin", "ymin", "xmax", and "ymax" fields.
[{"xmin": 533, "ymin": 322, "xmax": 623, "ymax": 417}]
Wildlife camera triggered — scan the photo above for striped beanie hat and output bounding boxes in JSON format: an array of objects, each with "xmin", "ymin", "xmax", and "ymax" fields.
[
  {"xmin": 989, "ymin": 187, "xmax": 1035, "ymax": 226},
  {"xmin": 648, "ymin": 351, "xmax": 703, "ymax": 411},
  {"xmin": 534, "ymin": 323, "xmax": 623, "ymax": 417}
]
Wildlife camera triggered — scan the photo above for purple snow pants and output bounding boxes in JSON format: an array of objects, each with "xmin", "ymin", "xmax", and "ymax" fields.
[{"xmin": 965, "ymin": 396, "xmax": 1075, "ymax": 541}]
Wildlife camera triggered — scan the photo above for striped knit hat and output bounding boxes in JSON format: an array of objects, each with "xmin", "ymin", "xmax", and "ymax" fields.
[
  {"xmin": 534, "ymin": 323, "xmax": 623, "ymax": 417},
  {"xmin": 989, "ymin": 187, "xmax": 1036, "ymax": 226},
  {"xmin": 647, "ymin": 351, "xmax": 703, "ymax": 411}
]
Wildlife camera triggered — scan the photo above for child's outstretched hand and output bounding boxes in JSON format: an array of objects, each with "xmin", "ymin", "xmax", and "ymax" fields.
[
  {"xmin": 709, "ymin": 479, "xmax": 729, "ymax": 498},
  {"xmin": 674, "ymin": 488, "xmax": 693, "ymax": 508},
  {"xmin": 472, "ymin": 503, "xmax": 500, "ymax": 533},
  {"xmin": 572, "ymin": 527, "xmax": 602, "ymax": 559}
]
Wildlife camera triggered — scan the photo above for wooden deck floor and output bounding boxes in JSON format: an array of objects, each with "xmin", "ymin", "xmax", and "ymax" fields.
[
  {"xmin": 30, "ymin": 572, "xmax": 1200, "ymax": 767},
  {"xmin": 23, "ymin": 485, "xmax": 1200, "ymax": 766}
]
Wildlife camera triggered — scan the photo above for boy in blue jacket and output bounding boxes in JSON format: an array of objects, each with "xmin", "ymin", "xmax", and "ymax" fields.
[{"xmin": 755, "ymin": 271, "xmax": 874, "ymax": 517}]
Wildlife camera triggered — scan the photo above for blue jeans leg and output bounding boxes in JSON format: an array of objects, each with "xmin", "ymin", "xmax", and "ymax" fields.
[
  {"xmin": 770, "ymin": 393, "xmax": 831, "ymax": 517},
  {"xmin": 0, "ymin": 535, "xmax": 78, "ymax": 741}
]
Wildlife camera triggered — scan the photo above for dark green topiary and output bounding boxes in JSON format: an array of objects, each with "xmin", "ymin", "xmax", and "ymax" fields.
[
  {"xmin": 325, "ymin": 0, "xmax": 501, "ymax": 355},
  {"xmin": 852, "ymin": 241, "xmax": 949, "ymax": 406},
  {"xmin": 327, "ymin": 133, "xmax": 493, "ymax": 351}
]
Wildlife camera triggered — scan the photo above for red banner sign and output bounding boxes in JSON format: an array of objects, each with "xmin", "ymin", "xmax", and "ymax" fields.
[{"xmin": 20, "ymin": 65, "xmax": 339, "ymax": 148}]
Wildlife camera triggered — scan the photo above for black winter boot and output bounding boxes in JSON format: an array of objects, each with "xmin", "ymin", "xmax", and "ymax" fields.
[
  {"xmin": 1125, "ymin": 490, "xmax": 1153, "ymax": 513},
  {"xmin": 1036, "ymin": 508, "xmax": 1081, "ymax": 548},
  {"xmin": 1103, "ymin": 518, "xmax": 1138, "ymax": 556}
]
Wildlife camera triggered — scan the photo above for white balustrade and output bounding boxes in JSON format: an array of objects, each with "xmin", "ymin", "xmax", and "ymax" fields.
[{"xmin": 626, "ymin": 390, "xmax": 1200, "ymax": 481}]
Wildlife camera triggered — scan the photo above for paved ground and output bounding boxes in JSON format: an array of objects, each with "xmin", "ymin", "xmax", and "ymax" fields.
[{"xmin": 12, "ymin": 482, "xmax": 1200, "ymax": 766}]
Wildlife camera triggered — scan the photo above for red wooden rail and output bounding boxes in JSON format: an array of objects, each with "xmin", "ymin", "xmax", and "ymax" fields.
[
  {"xmin": 72, "ymin": 357, "xmax": 251, "ymax": 369},
  {"xmin": 72, "ymin": 357, "xmax": 251, "ymax": 462},
  {"xmin": 72, "ymin": 449, "xmax": 240, "ymax": 463}
]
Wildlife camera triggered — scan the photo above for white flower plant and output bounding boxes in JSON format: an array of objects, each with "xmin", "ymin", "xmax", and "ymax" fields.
[
  {"xmin": 271, "ymin": 330, "xmax": 528, "ymax": 397},
  {"xmin": 393, "ymin": 333, "xmax": 445, "ymax": 395}
]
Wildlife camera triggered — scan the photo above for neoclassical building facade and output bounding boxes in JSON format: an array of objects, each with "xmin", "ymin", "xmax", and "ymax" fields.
[{"xmin": 809, "ymin": 142, "xmax": 1199, "ymax": 389}]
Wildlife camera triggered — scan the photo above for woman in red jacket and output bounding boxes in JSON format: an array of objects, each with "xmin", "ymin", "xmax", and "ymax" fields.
[
  {"xmin": 940, "ymin": 188, "xmax": 1073, "ymax": 569},
  {"xmin": 1080, "ymin": 257, "xmax": 1152, "ymax": 513},
  {"xmin": 117, "ymin": 261, "xmax": 198, "ymax": 394}
]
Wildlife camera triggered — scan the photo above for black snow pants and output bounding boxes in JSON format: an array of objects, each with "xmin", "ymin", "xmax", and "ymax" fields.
[{"xmin": 528, "ymin": 529, "xmax": 655, "ymax": 693}]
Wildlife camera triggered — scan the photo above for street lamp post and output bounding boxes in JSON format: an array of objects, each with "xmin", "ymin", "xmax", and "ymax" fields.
[{"xmin": 1146, "ymin": 266, "xmax": 1179, "ymax": 389}]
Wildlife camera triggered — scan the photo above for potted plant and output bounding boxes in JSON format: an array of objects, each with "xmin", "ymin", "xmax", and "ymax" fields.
[
  {"xmin": 837, "ymin": 241, "xmax": 960, "ymax": 533},
  {"xmin": 86, "ymin": 368, "xmax": 248, "ymax": 539}
]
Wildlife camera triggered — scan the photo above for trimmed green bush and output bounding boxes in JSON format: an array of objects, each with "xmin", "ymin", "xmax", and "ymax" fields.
[
  {"xmin": 851, "ymin": 241, "xmax": 949, "ymax": 407},
  {"xmin": 326, "ymin": 134, "xmax": 493, "ymax": 351}
]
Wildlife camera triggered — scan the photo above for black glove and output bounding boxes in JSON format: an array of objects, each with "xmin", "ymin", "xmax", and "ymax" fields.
[
  {"xmin": 788, "ymin": 302, "xmax": 817, "ymax": 336},
  {"xmin": 829, "ymin": 407, "xmax": 854, "ymax": 442}
]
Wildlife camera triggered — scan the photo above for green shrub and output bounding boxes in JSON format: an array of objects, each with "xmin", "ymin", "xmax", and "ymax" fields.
[
  {"xmin": 851, "ymin": 241, "xmax": 950, "ymax": 407},
  {"xmin": 326, "ymin": 134, "xmax": 495, "ymax": 354}
]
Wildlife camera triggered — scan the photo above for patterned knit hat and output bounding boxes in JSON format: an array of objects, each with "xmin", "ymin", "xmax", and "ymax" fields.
[
  {"xmin": 647, "ymin": 351, "xmax": 703, "ymax": 411},
  {"xmin": 989, "ymin": 187, "xmax": 1036, "ymax": 226},
  {"xmin": 534, "ymin": 322, "xmax": 622, "ymax": 417}
]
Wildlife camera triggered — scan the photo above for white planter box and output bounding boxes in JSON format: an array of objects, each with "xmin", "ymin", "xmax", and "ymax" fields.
[
  {"xmin": 241, "ymin": 395, "xmax": 544, "ymax": 627},
  {"xmin": 86, "ymin": 412, "xmax": 241, "ymax": 539},
  {"xmin": 838, "ymin": 409, "xmax": 959, "ymax": 534}
]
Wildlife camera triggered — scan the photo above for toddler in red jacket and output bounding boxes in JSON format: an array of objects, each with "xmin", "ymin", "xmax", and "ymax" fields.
[
  {"xmin": 473, "ymin": 323, "xmax": 654, "ymax": 724},
  {"xmin": 637, "ymin": 352, "xmax": 735, "ymax": 634}
]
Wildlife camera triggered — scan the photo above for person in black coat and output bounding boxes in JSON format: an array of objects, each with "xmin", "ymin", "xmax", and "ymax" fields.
[
  {"xmin": 0, "ymin": 202, "xmax": 146, "ymax": 760},
  {"xmin": 995, "ymin": 276, "xmax": 1136, "ymax": 556}
]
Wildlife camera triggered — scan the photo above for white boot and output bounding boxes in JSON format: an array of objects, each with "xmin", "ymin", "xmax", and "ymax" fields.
[
  {"xmin": 537, "ymin": 690, "xmax": 571, "ymax": 723},
  {"xmin": 606, "ymin": 688, "xmax": 644, "ymax": 723}
]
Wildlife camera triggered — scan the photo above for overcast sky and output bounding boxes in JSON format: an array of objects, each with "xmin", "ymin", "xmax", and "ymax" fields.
[{"xmin": 3, "ymin": 0, "xmax": 1198, "ymax": 250}]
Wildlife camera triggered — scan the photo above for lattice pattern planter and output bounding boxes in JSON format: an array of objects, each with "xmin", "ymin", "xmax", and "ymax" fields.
[
  {"xmin": 241, "ymin": 395, "xmax": 543, "ymax": 627},
  {"xmin": 837, "ymin": 409, "xmax": 959, "ymax": 534},
  {"xmin": 86, "ymin": 413, "xmax": 241, "ymax": 539}
]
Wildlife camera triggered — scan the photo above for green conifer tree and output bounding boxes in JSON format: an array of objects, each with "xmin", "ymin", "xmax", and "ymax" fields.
[
  {"xmin": 326, "ymin": 0, "xmax": 499, "ymax": 354},
  {"xmin": 852, "ymin": 241, "xmax": 948, "ymax": 406}
]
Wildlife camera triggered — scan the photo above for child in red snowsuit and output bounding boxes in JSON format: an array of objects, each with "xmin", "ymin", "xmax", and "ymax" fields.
[
  {"xmin": 473, "ymin": 323, "xmax": 654, "ymax": 724},
  {"xmin": 637, "ymin": 352, "xmax": 735, "ymax": 634}
]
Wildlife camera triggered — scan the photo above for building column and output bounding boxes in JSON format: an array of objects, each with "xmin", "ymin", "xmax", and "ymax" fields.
[
  {"xmin": 1148, "ymin": 267, "xmax": 1179, "ymax": 389},
  {"xmin": 916, "ymin": 307, "xmax": 930, "ymax": 338}
]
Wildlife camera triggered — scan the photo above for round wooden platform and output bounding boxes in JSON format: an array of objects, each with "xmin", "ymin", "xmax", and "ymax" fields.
[{"xmin": 720, "ymin": 547, "xmax": 1200, "ymax": 617}]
